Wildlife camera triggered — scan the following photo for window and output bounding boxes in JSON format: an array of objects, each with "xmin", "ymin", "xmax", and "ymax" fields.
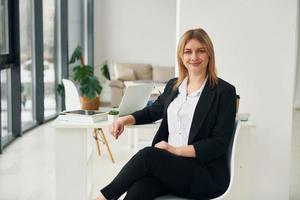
[
  {"xmin": 0, "ymin": 0, "xmax": 9, "ymax": 55},
  {"xmin": 1, "ymin": 68, "xmax": 12, "ymax": 149},
  {"xmin": 20, "ymin": 0, "xmax": 36, "ymax": 129},
  {"xmin": 43, "ymin": 0, "xmax": 57, "ymax": 118}
]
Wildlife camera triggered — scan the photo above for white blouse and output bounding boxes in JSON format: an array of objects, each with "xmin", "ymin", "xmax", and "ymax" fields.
[{"xmin": 167, "ymin": 77, "xmax": 207, "ymax": 147}]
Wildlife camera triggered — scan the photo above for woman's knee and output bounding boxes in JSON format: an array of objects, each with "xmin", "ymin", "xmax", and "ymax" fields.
[
  {"xmin": 137, "ymin": 146, "xmax": 155, "ymax": 156},
  {"xmin": 135, "ymin": 146, "xmax": 170, "ymax": 167}
]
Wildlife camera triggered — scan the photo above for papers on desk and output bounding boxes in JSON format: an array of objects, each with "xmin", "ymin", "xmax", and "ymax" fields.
[{"xmin": 57, "ymin": 110, "xmax": 108, "ymax": 123}]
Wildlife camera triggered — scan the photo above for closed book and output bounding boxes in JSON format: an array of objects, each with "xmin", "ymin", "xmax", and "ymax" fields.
[{"xmin": 57, "ymin": 110, "xmax": 108, "ymax": 123}]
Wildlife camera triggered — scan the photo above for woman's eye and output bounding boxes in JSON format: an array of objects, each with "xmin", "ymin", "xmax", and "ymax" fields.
[{"xmin": 184, "ymin": 51, "xmax": 191, "ymax": 54}]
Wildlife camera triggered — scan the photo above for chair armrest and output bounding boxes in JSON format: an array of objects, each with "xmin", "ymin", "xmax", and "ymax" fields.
[{"xmin": 109, "ymin": 79, "xmax": 125, "ymax": 88}]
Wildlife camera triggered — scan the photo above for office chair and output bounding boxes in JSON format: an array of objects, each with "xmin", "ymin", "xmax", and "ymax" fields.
[
  {"xmin": 155, "ymin": 119, "xmax": 241, "ymax": 200},
  {"xmin": 62, "ymin": 79, "xmax": 115, "ymax": 163},
  {"xmin": 155, "ymin": 95, "xmax": 242, "ymax": 200}
]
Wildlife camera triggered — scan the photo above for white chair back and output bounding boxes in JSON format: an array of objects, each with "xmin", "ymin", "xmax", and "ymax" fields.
[
  {"xmin": 62, "ymin": 79, "xmax": 81, "ymax": 111},
  {"xmin": 211, "ymin": 119, "xmax": 241, "ymax": 200},
  {"xmin": 155, "ymin": 120, "xmax": 241, "ymax": 200}
]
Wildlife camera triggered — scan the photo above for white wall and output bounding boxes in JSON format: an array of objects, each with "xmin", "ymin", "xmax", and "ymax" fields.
[
  {"xmin": 94, "ymin": 0, "xmax": 176, "ymax": 67},
  {"xmin": 94, "ymin": 0, "xmax": 176, "ymax": 102},
  {"xmin": 178, "ymin": 0, "xmax": 298, "ymax": 199}
]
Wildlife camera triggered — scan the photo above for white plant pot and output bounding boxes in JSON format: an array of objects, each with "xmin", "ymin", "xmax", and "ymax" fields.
[{"xmin": 108, "ymin": 114, "xmax": 119, "ymax": 124}]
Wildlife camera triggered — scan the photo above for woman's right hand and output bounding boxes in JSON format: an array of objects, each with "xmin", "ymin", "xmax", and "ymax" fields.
[
  {"xmin": 108, "ymin": 117, "xmax": 125, "ymax": 139},
  {"xmin": 108, "ymin": 115, "xmax": 136, "ymax": 140}
]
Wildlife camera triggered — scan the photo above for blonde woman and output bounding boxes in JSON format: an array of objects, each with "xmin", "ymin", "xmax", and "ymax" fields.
[{"xmin": 96, "ymin": 28, "xmax": 236, "ymax": 200}]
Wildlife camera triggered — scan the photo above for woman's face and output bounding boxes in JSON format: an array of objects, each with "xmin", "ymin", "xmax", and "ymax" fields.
[{"xmin": 182, "ymin": 38, "xmax": 209, "ymax": 76}]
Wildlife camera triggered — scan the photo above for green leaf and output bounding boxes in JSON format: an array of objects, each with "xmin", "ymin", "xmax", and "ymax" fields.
[
  {"xmin": 56, "ymin": 84, "xmax": 65, "ymax": 96},
  {"xmin": 101, "ymin": 60, "xmax": 111, "ymax": 80},
  {"xmin": 108, "ymin": 109, "xmax": 119, "ymax": 115},
  {"xmin": 69, "ymin": 46, "xmax": 82, "ymax": 64},
  {"xmin": 79, "ymin": 76, "xmax": 102, "ymax": 99}
]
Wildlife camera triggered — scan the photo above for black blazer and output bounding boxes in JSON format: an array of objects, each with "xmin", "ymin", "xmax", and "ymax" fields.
[{"xmin": 131, "ymin": 77, "xmax": 236, "ymax": 193}]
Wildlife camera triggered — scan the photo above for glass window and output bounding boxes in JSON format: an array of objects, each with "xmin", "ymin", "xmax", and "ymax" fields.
[
  {"xmin": 43, "ymin": 0, "xmax": 57, "ymax": 117},
  {"xmin": 0, "ymin": 0, "xmax": 9, "ymax": 55},
  {"xmin": 1, "ymin": 69, "xmax": 12, "ymax": 148},
  {"xmin": 20, "ymin": 0, "xmax": 36, "ymax": 129}
]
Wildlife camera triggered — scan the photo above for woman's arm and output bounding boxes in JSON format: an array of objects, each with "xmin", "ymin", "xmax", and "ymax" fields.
[
  {"xmin": 131, "ymin": 78, "xmax": 177, "ymax": 125},
  {"xmin": 193, "ymin": 84, "xmax": 236, "ymax": 164},
  {"xmin": 109, "ymin": 115, "xmax": 136, "ymax": 139},
  {"xmin": 119, "ymin": 115, "xmax": 136, "ymax": 126},
  {"xmin": 109, "ymin": 78, "xmax": 177, "ymax": 139},
  {"xmin": 155, "ymin": 141, "xmax": 196, "ymax": 157}
]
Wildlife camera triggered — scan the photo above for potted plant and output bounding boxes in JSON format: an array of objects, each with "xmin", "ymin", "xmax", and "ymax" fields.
[
  {"xmin": 107, "ymin": 108, "xmax": 119, "ymax": 123},
  {"xmin": 69, "ymin": 46, "xmax": 102, "ymax": 110}
]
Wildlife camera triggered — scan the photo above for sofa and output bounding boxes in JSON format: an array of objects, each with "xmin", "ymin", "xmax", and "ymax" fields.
[{"xmin": 109, "ymin": 63, "xmax": 175, "ymax": 107}]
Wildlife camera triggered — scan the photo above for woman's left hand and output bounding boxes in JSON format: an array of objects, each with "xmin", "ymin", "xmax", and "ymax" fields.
[{"xmin": 154, "ymin": 141, "xmax": 177, "ymax": 155}]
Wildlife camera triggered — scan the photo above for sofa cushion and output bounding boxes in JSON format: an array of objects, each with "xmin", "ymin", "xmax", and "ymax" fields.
[
  {"xmin": 114, "ymin": 66, "xmax": 136, "ymax": 81},
  {"xmin": 109, "ymin": 79, "xmax": 125, "ymax": 88},
  {"xmin": 114, "ymin": 63, "xmax": 152, "ymax": 80},
  {"xmin": 152, "ymin": 66, "xmax": 175, "ymax": 82}
]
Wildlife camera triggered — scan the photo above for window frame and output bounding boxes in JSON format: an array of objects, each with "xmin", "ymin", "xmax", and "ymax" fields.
[
  {"xmin": 0, "ymin": 0, "xmax": 21, "ymax": 153},
  {"xmin": 0, "ymin": 0, "xmax": 10, "ymax": 56},
  {"xmin": 0, "ymin": 0, "xmax": 15, "ymax": 66}
]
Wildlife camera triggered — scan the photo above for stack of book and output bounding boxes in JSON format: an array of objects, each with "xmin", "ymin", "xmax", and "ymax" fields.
[{"xmin": 57, "ymin": 110, "xmax": 108, "ymax": 123}]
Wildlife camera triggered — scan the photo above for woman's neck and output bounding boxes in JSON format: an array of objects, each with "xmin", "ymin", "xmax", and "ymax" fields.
[
  {"xmin": 187, "ymin": 73, "xmax": 207, "ymax": 87},
  {"xmin": 186, "ymin": 73, "xmax": 207, "ymax": 95}
]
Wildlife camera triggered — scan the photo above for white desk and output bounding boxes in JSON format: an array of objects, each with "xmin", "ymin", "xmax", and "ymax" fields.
[
  {"xmin": 53, "ymin": 118, "xmax": 159, "ymax": 200},
  {"xmin": 53, "ymin": 120, "xmax": 109, "ymax": 200}
]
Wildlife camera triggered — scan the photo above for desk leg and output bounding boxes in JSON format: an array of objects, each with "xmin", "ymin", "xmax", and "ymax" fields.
[
  {"xmin": 93, "ymin": 128, "xmax": 101, "ymax": 156},
  {"xmin": 55, "ymin": 128, "xmax": 93, "ymax": 200},
  {"xmin": 99, "ymin": 128, "xmax": 115, "ymax": 163}
]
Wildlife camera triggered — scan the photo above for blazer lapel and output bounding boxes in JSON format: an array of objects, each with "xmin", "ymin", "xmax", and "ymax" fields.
[
  {"xmin": 188, "ymin": 81, "xmax": 216, "ymax": 144},
  {"xmin": 153, "ymin": 88, "xmax": 178, "ymax": 145},
  {"xmin": 163, "ymin": 88, "xmax": 179, "ymax": 116}
]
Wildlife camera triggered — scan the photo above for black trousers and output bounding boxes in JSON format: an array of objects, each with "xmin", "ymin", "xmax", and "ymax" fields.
[{"xmin": 101, "ymin": 147, "xmax": 219, "ymax": 200}]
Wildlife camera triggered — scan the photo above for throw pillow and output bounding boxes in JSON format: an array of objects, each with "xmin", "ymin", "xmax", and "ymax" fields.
[{"xmin": 115, "ymin": 66, "xmax": 136, "ymax": 81}]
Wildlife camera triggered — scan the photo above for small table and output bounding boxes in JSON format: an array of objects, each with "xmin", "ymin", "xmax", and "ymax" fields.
[{"xmin": 53, "ymin": 120, "xmax": 109, "ymax": 200}]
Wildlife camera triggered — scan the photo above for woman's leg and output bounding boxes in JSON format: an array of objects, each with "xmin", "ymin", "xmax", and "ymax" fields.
[
  {"xmin": 101, "ymin": 147, "xmax": 200, "ymax": 199},
  {"xmin": 124, "ymin": 176, "xmax": 167, "ymax": 200}
]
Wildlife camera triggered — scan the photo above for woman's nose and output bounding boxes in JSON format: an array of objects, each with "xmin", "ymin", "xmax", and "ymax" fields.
[{"xmin": 191, "ymin": 52, "xmax": 198, "ymax": 60}]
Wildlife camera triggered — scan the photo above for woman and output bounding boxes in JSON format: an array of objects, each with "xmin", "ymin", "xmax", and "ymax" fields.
[{"xmin": 96, "ymin": 28, "xmax": 236, "ymax": 200}]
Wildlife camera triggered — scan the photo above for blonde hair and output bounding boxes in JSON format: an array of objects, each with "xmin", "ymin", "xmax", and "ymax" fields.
[{"xmin": 174, "ymin": 28, "xmax": 218, "ymax": 89}]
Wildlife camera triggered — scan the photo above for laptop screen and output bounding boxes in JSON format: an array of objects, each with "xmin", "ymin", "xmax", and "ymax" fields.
[{"xmin": 118, "ymin": 84, "xmax": 154, "ymax": 116}]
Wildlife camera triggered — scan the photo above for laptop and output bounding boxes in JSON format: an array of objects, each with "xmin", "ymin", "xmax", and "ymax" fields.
[{"xmin": 118, "ymin": 84, "xmax": 154, "ymax": 116}]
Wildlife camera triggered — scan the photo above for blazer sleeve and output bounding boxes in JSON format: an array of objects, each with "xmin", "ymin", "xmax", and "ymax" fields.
[
  {"xmin": 131, "ymin": 78, "xmax": 177, "ymax": 125},
  {"xmin": 193, "ymin": 84, "xmax": 236, "ymax": 164}
]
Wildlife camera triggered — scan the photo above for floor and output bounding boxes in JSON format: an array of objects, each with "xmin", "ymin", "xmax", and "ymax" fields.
[
  {"xmin": 0, "ymin": 121, "xmax": 151, "ymax": 200},
  {"xmin": 290, "ymin": 109, "xmax": 300, "ymax": 200},
  {"xmin": 0, "ymin": 113, "xmax": 299, "ymax": 200}
]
